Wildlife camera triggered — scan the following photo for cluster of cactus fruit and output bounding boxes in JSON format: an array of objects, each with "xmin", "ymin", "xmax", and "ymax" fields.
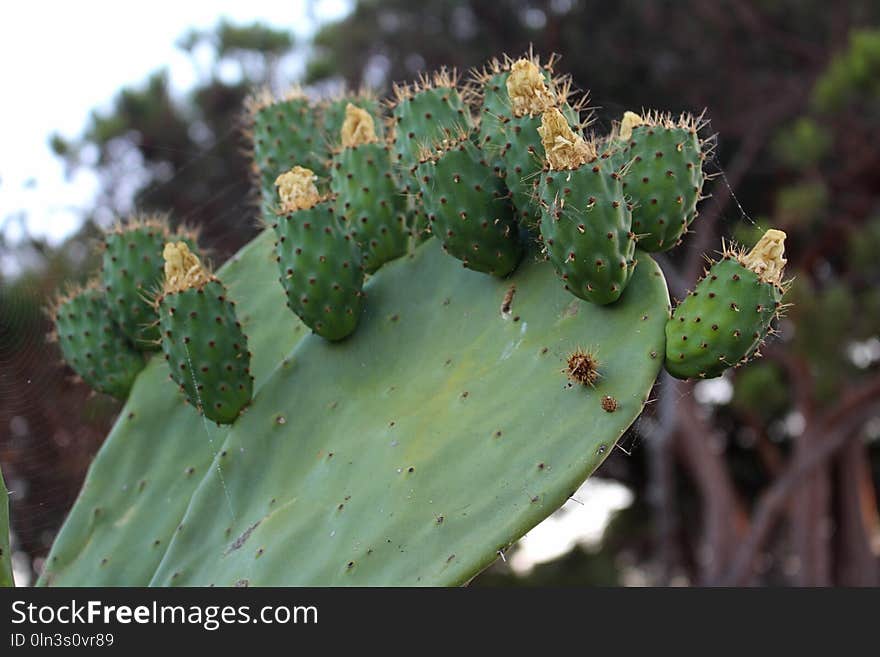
[{"xmin": 40, "ymin": 52, "xmax": 789, "ymax": 586}]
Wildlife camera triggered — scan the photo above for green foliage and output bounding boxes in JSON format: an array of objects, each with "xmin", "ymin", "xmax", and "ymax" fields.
[
  {"xmin": 775, "ymin": 182, "xmax": 828, "ymax": 227},
  {"xmin": 812, "ymin": 28, "xmax": 880, "ymax": 112},
  {"xmin": 732, "ymin": 362, "xmax": 790, "ymax": 420},
  {"xmin": 771, "ymin": 118, "xmax": 831, "ymax": 171}
]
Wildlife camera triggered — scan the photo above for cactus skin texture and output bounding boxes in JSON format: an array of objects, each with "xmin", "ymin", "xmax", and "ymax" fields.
[
  {"xmin": 320, "ymin": 93, "xmax": 384, "ymax": 144},
  {"xmin": 537, "ymin": 110, "xmax": 637, "ymax": 305},
  {"xmin": 390, "ymin": 73, "xmax": 473, "ymax": 240},
  {"xmin": 38, "ymin": 232, "xmax": 668, "ymax": 586},
  {"xmin": 272, "ymin": 167, "xmax": 364, "ymax": 341},
  {"xmin": 665, "ymin": 230, "xmax": 787, "ymax": 379},
  {"xmin": 417, "ymin": 137, "xmax": 523, "ymax": 276},
  {"xmin": 1, "ymin": 466, "xmax": 13, "ymax": 587},
  {"xmin": 250, "ymin": 92, "xmax": 327, "ymax": 198},
  {"xmin": 617, "ymin": 111, "xmax": 706, "ymax": 252},
  {"xmin": 157, "ymin": 243, "xmax": 253, "ymax": 424},
  {"xmin": 52, "ymin": 284, "xmax": 145, "ymax": 399},
  {"xmin": 330, "ymin": 105, "xmax": 408, "ymax": 274},
  {"xmin": 101, "ymin": 217, "xmax": 195, "ymax": 350}
]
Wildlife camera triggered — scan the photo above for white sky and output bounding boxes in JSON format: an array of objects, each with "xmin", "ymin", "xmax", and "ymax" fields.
[{"xmin": 0, "ymin": 0, "xmax": 351, "ymax": 252}]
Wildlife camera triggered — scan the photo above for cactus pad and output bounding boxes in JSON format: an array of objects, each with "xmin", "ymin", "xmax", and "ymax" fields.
[
  {"xmin": 1, "ymin": 467, "xmax": 13, "ymax": 587},
  {"xmin": 52, "ymin": 283, "xmax": 145, "ymax": 399},
  {"xmin": 665, "ymin": 230, "xmax": 787, "ymax": 379}
]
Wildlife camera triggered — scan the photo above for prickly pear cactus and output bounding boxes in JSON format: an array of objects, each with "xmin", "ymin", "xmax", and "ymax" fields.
[
  {"xmin": 319, "ymin": 91, "xmax": 384, "ymax": 145},
  {"xmin": 101, "ymin": 215, "xmax": 197, "ymax": 349},
  {"xmin": 157, "ymin": 243, "xmax": 254, "ymax": 424},
  {"xmin": 51, "ymin": 283, "xmax": 145, "ymax": 399},
  {"xmin": 330, "ymin": 104, "xmax": 408, "ymax": 273},
  {"xmin": 248, "ymin": 88, "xmax": 328, "ymax": 199},
  {"xmin": 416, "ymin": 136, "xmax": 522, "ymax": 276},
  {"xmin": 615, "ymin": 111, "xmax": 708, "ymax": 252},
  {"xmin": 41, "ymin": 53, "xmax": 789, "ymax": 587},
  {"xmin": 1, "ymin": 466, "xmax": 12, "ymax": 587},
  {"xmin": 537, "ymin": 109, "xmax": 637, "ymax": 305},
  {"xmin": 665, "ymin": 230, "xmax": 788, "ymax": 379}
]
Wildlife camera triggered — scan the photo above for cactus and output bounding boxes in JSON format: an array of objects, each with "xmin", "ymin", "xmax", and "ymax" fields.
[
  {"xmin": 157, "ymin": 242, "xmax": 254, "ymax": 424},
  {"xmin": 537, "ymin": 109, "xmax": 637, "ymax": 305},
  {"xmin": 101, "ymin": 215, "xmax": 197, "ymax": 349},
  {"xmin": 330, "ymin": 104, "xmax": 408, "ymax": 273},
  {"xmin": 614, "ymin": 111, "xmax": 708, "ymax": 252},
  {"xmin": 319, "ymin": 91, "xmax": 384, "ymax": 144},
  {"xmin": 248, "ymin": 88, "xmax": 328, "ymax": 202},
  {"xmin": 390, "ymin": 70, "xmax": 473, "ymax": 241},
  {"xmin": 41, "ymin": 53, "xmax": 790, "ymax": 587},
  {"xmin": 1, "ymin": 466, "xmax": 13, "ymax": 587},
  {"xmin": 474, "ymin": 55, "xmax": 584, "ymax": 228},
  {"xmin": 272, "ymin": 166, "xmax": 364, "ymax": 340},
  {"xmin": 665, "ymin": 229, "xmax": 788, "ymax": 379},
  {"xmin": 416, "ymin": 135, "xmax": 523, "ymax": 276},
  {"xmin": 50, "ymin": 282, "xmax": 145, "ymax": 399}
]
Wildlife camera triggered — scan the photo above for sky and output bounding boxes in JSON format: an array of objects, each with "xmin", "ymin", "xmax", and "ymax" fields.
[{"xmin": 0, "ymin": 0, "xmax": 351, "ymax": 256}]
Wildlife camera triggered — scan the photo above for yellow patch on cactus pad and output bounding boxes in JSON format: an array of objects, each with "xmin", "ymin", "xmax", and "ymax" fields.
[
  {"xmin": 341, "ymin": 103, "xmax": 378, "ymax": 148},
  {"xmin": 162, "ymin": 242, "xmax": 211, "ymax": 294},
  {"xmin": 618, "ymin": 110, "xmax": 644, "ymax": 141},
  {"xmin": 739, "ymin": 229, "xmax": 787, "ymax": 286},
  {"xmin": 275, "ymin": 166, "xmax": 321, "ymax": 213},
  {"xmin": 538, "ymin": 108, "xmax": 595, "ymax": 170},
  {"xmin": 506, "ymin": 58, "xmax": 556, "ymax": 117}
]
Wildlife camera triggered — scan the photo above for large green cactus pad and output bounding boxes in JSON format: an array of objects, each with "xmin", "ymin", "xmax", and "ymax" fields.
[
  {"xmin": 41, "ymin": 230, "xmax": 668, "ymax": 586},
  {"xmin": 1, "ymin": 466, "xmax": 12, "ymax": 587},
  {"xmin": 38, "ymin": 230, "xmax": 305, "ymax": 586}
]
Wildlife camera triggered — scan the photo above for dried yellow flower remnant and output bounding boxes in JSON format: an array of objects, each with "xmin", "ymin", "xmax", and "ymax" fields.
[
  {"xmin": 163, "ymin": 242, "xmax": 211, "ymax": 294},
  {"xmin": 275, "ymin": 166, "xmax": 320, "ymax": 213},
  {"xmin": 341, "ymin": 103, "xmax": 378, "ymax": 148},
  {"xmin": 740, "ymin": 229, "xmax": 787, "ymax": 285},
  {"xmin": 618, "ymin": 111, "xmax": 644, "ymax": 141},
  {"xmin": 506, "ymin": 58, "xmax": 556, "ymax": 117},
  {"xmin": 538, "ymin": 108, "xmax": 595, "ymax": 170}
]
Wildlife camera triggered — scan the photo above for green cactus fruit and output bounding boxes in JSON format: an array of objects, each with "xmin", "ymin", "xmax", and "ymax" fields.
[
  {"xmin": 537, "ymin": 109, "xmax": 637, "ymax": 305},
  {"xmin": 248, "ymin": 88, "xmax": 328, "ymax": 200},
  {"xmin": 416, "ymin": 135, "xmax": 522, "ymax": 276},
  {"xmin": 40, "ymin": 228, "xmax": 669, "ymax": 586},
  {"xmin": 473, "ymin": 56, "xmax": 583, "ymax": 228},
  {"xmin": 616, "ymin": 110, "xmax": 707, "ymax": 252},
  {"xmin": 271, "ymin": 166, "xmax": 364, "ymax": 341},
  {"xmin": 101, "ymin": 216, "xmax": 198, "ymax": 350},
  {"xmin": 1, "ymin": 466, "xmax": 14, "ymax": 587},
  {"xmin": 390, "ymin": 70, "xmax": 473, "ymax": 242},
  {"xmin": 38, "ymin": 229, "xmax": 304, "ymax": 587},
  {"xmin": 51, "ymin": 282, "xmax": 145, "ymax": 399},
  {"xmin": 330, "ymin": 104, "xmax": 408, "ymax": 274},
  {"xmin": 319, "ymin": 91, "xmax": 384, "ymax": 145},
  {"xmin": 665, "ymin": 229, "xmax": 788, "ymax": 379},
  {"xmin": 157, "ymin": 242, "xmax": 253, "ymax": 424}
]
